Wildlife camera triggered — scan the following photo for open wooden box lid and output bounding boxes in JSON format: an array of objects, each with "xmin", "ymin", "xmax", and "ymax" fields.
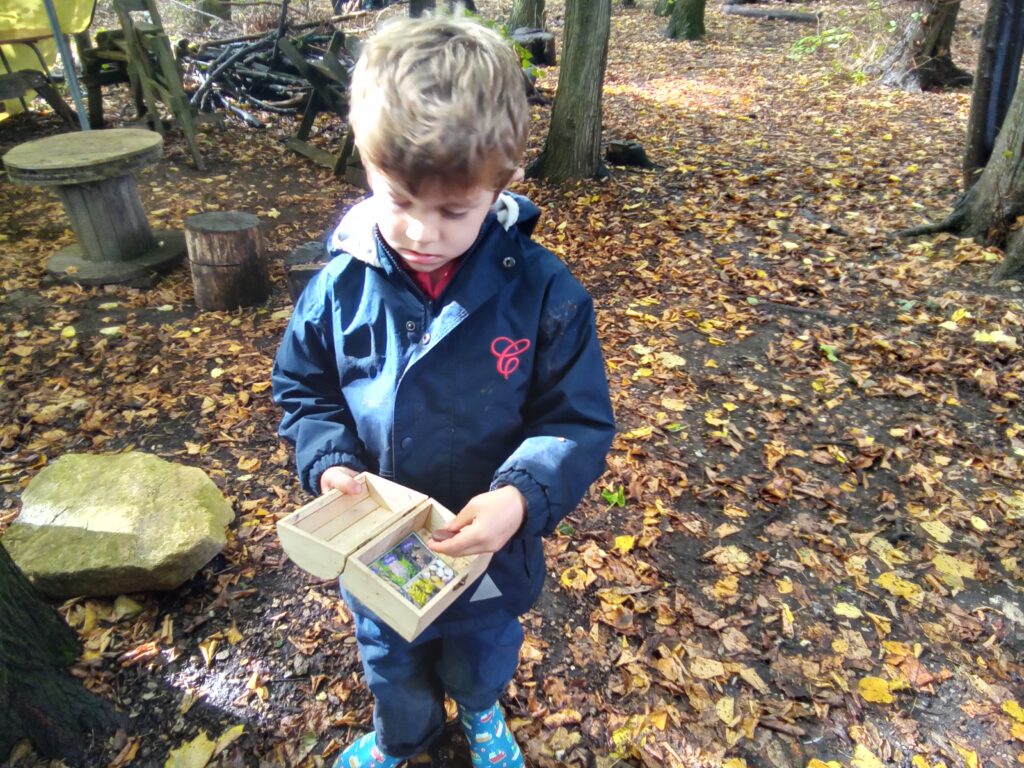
[{"xmin": 276, "ymin": 473, "xmax": 429, "ymax": 579}]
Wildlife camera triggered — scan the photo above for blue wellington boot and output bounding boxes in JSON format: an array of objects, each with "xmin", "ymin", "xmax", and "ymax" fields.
[
  {"xmin": 333, "ymin": 731, "xmax": 403, "ymax": 768},
  {"xmin": 458, "ymin": 703, "xmax": 524, "ymax": 768}
]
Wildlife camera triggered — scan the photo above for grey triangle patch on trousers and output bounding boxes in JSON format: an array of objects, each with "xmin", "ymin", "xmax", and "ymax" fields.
[{"xmin": 469, "ymin": 574, "xmax": 502, "ymax": 602}]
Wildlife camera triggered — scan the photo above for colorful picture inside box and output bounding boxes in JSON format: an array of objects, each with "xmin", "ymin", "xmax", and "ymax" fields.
[{"xmin": 369, "ymin": 533, "xmax": 456, "ymax": 607}]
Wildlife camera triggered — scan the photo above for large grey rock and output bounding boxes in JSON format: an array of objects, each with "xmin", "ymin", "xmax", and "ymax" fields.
[{"xmin": 3, "ymin": 452, "xmax": 234, "ymax": 598}]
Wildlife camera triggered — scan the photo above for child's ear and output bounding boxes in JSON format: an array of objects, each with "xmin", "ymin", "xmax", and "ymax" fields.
[{"xmin": 511, "ymin": 166, "xmax": 525, "ymax": 184}]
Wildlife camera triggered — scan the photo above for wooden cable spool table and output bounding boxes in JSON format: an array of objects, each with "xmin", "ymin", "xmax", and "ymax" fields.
[{"xmin": 2, "ymin": 128, "xmax": 185, "ymax": 284}]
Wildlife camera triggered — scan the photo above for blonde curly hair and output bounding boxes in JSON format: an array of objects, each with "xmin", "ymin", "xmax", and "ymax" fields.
[{"xmin": 349, "ymin": 14, "xmax": 529, "ymax": 193}]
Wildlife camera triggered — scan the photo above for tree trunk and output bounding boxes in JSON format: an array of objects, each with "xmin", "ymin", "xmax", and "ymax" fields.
[
  {"xmin": 666, "ymin": 0, "xmax": 706, "ymax": 39},
  {"xmin": 0, "ymin": 545, "xmax": 122, "ymax": 763},
  {"xmin": 528, "ymin": 0, "xmax": 611, "ymax": 182},
  {"xmin": 508, "ymin": 0, "xmax": 545, "ymax": 32},
  {"xmin": 947, "ymin": 79, "xmax": 1024, "ymax": 244},
  {"xmin": 655, "ymin": 0, "xmax": 673, "ymax": 17},
  {"xmin": 410, "ymin": 0, "xmax": 434, "ymax": 16},
  {"xmin": 876, "ymin": 0, "xmax": 972, "ymax": 92},
  {"xmin": 963, "ymin": 0, "xmax": 1024, "ymax": 186},
  {"xmin": 992, "ymin": 228, "xmax": 1024, "ymax": 280},
  {"xmin": 903, "ymin": 73, "xmax": 1024, "ymax": 280}
]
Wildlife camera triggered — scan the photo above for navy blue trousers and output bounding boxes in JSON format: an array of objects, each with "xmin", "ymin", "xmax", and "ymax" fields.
[{"xmin": 343, "ymin": 591, "xmax": 524, "ymax": 759}]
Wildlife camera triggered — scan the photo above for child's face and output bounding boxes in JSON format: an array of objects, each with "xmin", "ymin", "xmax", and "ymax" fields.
[{"xmin": 367, "ymin": 164, "xmax": 498, "ymax": 274}]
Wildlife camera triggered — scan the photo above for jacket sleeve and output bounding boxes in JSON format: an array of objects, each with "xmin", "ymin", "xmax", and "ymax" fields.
[
  {"xmin": 272, "ymin": 276, "xmax": 368, "ymax": 494},
  {"xmin": 491, "ymin": 279, "xmax": 615, "ymax": 537}
]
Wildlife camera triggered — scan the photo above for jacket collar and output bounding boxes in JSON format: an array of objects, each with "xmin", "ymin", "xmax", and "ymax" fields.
[{"xmin": 328, "ymin": 191, "xmax": 539, "ymax": 271}]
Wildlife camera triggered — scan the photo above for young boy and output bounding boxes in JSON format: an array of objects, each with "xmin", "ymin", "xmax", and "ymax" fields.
[{"xmin": 272, "ymin": 14, "xmax": 615, "ymax": 768}]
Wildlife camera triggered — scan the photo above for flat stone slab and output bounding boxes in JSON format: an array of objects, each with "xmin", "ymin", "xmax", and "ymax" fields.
[{"xmin": 3, "ymin": 452, "xmax": 234, "ymax": 598}]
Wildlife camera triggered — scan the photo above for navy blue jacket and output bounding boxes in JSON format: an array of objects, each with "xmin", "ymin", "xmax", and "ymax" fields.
[{"xmin": 272, "ymin": 193, "xmax": 615, "ymax": 628}]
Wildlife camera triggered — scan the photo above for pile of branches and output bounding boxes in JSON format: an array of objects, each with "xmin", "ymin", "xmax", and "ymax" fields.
[{"xmin": 178, "ymin": 29, "xmax": 355, "ymax": 128}]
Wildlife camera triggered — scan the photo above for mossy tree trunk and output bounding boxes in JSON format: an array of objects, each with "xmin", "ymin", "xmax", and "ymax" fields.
[
  {"xmin": 963, "ymin": 0, "xmax": 1024, "ymax": 186},
  {"xmin": 0, "ymin": 545, "xmax": 122, "ymax": 763},
  {"xmin": 877, "ymin": 0, "xmax": 972, "ymax": 91},
  {"xmin": 655, "ymin": 0, "xmax": 673, "ymax": 16},
  {"xmin": 508, "ymin": 0, "xmax": 545, "ymax": 31},
  {"xmin": 528, "ymin": 0, "xmax": 611, "ymax": 182},
  {"xmin": 666, "ymin": 0, "xmax": 706, "ymax": 39}
]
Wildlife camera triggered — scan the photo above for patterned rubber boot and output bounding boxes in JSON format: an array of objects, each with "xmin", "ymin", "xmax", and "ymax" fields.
[
  {"xmin": 332, "ymin": 732, "xmax": 403, "ymax": 768},
  {"xmin": 459, "ymin": 703, "xmax": 524, "ymax": 768}
]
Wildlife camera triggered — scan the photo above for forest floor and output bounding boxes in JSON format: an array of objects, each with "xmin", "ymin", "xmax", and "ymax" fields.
[{"xmin": 2, "ymin": 1, "xmax": 1024, "ymax": 767}]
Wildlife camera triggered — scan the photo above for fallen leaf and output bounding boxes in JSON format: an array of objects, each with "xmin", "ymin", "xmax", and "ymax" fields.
[
  {"xmin": 164, "ymin": 731, "xmax": 216, "ymax": 768},
  {"xmin": 859, "ymin": 676, "xmax": 894, "ymax": 704},
  {"xmin": 874, "ymin": 571, "xmax": 923, "ymax": 606},
  {"xmin": 851, "ymin": 744, "xmax": 885, "ymax": 768},
  {"xmin": 1003, "ymin": 700, "xmax": 1024, "ymax": 723},
  {"xmin": 212, "ymin": 724, "xmax": 245, "ymax": 755},
  {"xmin": 690, "ymin": 657, "xmax": 726, "ymax": 680},
  {"xmin": 835, "ymin": 602, "xmax": 863, "ymax": 619},
  {"xmin": 921, "ymin": 519, "xmax": 952, "ymax": 543},
  {"xmin": 973, "ymin": 329, "xmax": 1018, "ymax": 349},
  {"xmin": 613, "ymin": 535, "xmax": 635, "ymax": 555},
  {"xmin": 932, "ymin": 553, "xmax": 976, "ymax": 592}
]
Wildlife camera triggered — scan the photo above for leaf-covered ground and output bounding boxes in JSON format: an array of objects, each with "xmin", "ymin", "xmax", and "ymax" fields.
[{"xmin": 2, "ymin": 1, "xmax": 1023, "ymax": 767}]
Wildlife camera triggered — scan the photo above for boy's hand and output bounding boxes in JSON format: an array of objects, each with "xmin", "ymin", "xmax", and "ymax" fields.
[
  {"xmin": 427, "ymin": 486, "xmax": 525, "ymax": 557},
  {"xmin": 320, "ymin": 466, "xmax": 364, "ymax": 495}
]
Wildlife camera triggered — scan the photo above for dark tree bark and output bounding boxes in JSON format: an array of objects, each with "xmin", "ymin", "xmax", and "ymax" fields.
[
  {"xmin": 666, "ymin": 0, "xmax": 706, "ymax": 39},
  {"xmin": 902, "ymin": 77, "xmax": 1024, "ymax": 280},
  {"xmin": 410, "ymin": 0, "xmax": 433, "ymax": 16},
  {"xmin": 528, "ymin": 0, "xmax": 611, "ymax": 182},
  {"xmin": 0, "ymin": 545, "xmax": 122, "ymax": 763},
  {"xmin": 409, "ymin": 0, "xmax": 476, "ymax": 15},
  {"xmin": 508, "ymin": 0, "xmax": 545, "ymax": 31},
  {"xmin": 876, "ymin": 0, "xmax": 972, "ymax": 92},
  {"xmin": 963, "ymin": 0, "xmax": 1024, "ymax": 186}
]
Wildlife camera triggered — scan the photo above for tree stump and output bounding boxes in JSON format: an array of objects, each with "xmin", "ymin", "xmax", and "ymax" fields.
[
  {"xmin": 606, "ymin": 140, "xmax": 656, "ymax": 169},
  {"xmin": 512, "ymin": 28, "xmax": 557, "ymax": 66},
  {"xmin": 185, "ymin": 212, "xmax": 268, "ymax": 310}
]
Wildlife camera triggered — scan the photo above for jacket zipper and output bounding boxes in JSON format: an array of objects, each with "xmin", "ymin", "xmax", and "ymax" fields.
[{"xmin": 374, "ymin": 227, "xmax": 431, "ymax": 308}]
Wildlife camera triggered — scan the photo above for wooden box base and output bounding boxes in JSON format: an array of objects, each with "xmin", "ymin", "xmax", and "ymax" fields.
[{"xmin": 277, "ymin": 473, "xmax": 491, "ymax": 641}]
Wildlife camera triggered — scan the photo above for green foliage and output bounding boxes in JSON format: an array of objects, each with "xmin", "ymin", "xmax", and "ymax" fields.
[
  {"xmin": 819, "ymin": 343, "xmax": 840, "ymax": 363},
  {"xmin": 602, "ymin": 485, "xmax": 626, "ymax": 507},
  {"xmin": 789, "ymin": 27, "xmax": 854, "ymax": 59},
  {"xmin": 465, "ymin": 11, "xmax": 538, "ymax": 79}
]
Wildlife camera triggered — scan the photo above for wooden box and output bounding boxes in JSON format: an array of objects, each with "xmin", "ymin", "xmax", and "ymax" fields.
[{"xmin": 277, "ymin": 473, "xmax": 491, "ymax": 641}]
